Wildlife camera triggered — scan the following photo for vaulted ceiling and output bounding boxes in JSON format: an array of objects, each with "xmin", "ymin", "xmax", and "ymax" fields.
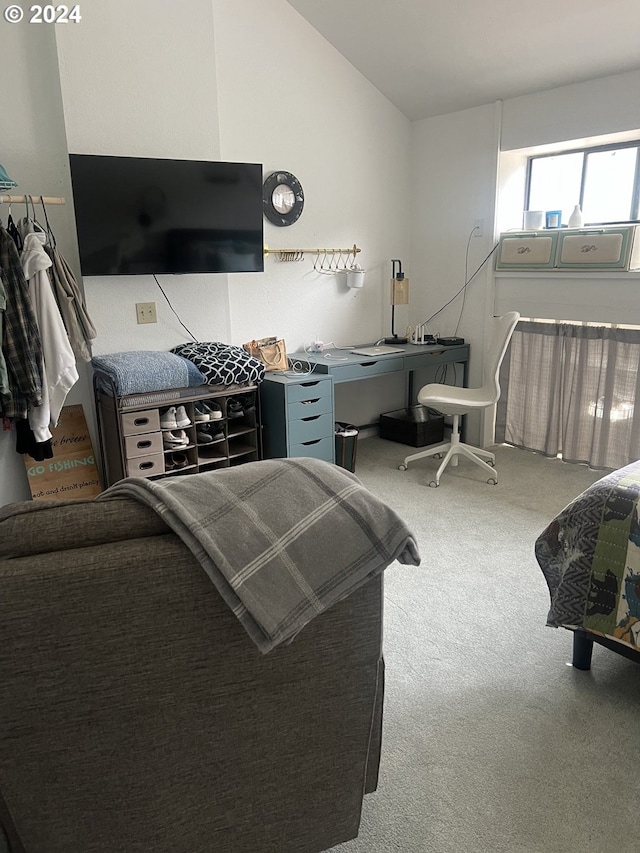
[{"xmin": 287, "ymin": 0, "xmax": 640, "ymax": 121}]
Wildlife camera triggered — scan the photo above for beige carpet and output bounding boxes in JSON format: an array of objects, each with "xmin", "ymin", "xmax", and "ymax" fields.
[{"xmin": 335, "ymin": 437, "xmax": 640, "ymax": 853}]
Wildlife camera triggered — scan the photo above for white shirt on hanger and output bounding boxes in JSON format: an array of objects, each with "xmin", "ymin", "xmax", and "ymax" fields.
[{"xmin": 21, "ymin": 227, "xmax": 79, "ymax": 442}]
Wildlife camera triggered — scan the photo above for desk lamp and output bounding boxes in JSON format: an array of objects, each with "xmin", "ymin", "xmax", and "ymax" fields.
[{"xmin": 384, "ymin": 258, "xmax": 409, "ymax": 345}]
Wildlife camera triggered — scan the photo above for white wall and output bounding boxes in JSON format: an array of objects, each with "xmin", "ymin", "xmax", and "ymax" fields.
[
  {"xmin": 408, "ymin": 70, "xmax": 640, "ymax": 445},
  {"xmin": 0, "ymin": 21, "xmax": 92, "ymax": 506},
  {"xmin": 1, "ymin": 0, "xmax": 411, "ymax": 506},
  {"xmin": 56, "ymin": 0, "xmax": 231, "ymax": 354},
  {"xmin": 500, "ymin": 69, "xmax": 640, "ymax": 151},
  {"xmin": 4, "ymin": 4, "xmax": 640, "ymax": 506},
  {"xmin": 409, "ymin": 103, "xmax": 501, "ymax": 442},
  {"xmin": 495, "ymin": 70, "xmax": 640, "ymax": 324},
  {"xmin": 55, "ymin": 0, "xmax": 411, "ymax": 363}
]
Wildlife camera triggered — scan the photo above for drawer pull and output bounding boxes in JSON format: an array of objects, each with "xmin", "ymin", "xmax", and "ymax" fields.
[
  {"xmin": 301, "ymin": 398, "xmax": 320, "ymax": 405},
  {"xmin": 300, "ymin": 381, "xmax": 321, "ymax": 388},
  {"xmin": 137, "ymin": 440, "xmax": 152, "ymax": 449},
  {"xmin": 301, "ymin": 439, "xmax": 321, "ymax": 446},
  {"xmin": 133, "ymin": 417, "xmax": 150, "ymax": 427},
  {"xmin": 301, "ymin": 415, "xmax": 320, "ymax": 423},
  {"xmin": 139, "ymin": 461, "xmax": 156, "ymax": 470},
  {"xmin": 360, "ymin": 361, "xmax": 378, "ymax": 367}
]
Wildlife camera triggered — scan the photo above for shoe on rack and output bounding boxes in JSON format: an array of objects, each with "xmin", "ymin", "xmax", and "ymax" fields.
[
  {"xmin": 199, "ymin": 422, "xmax": 225, "ymax": 442},
  {"xmin": 227, "ymin": 399, "xmax": 244, "ymax": 419},
  {"xmin": 170, "ymin": 451, "xmax": 189, "ymax": 470},
  {"xmin": 163, "ymin": 429, "xmax": 189, "ymax": 448},
  {"xmin": 203, "ymin": 400, "xmax": 223, "ymax": 420},
  {"xmin": 194, "ymin": 401, "xmax": 211, "ymax": 422},
  {"xmin": 160, "ymin": 406, "xmax": 178, "ymax": 429},
  {"xmin": 239, "ymin": 396, "xmax": 256, "ymax": 414},
  {"xmin": 175, "ymin": 405, "xmax": 191, "ymax": 427},
  {"xmin": 196, "ymin": 428, "xmax": 215, "ymax": 444}
]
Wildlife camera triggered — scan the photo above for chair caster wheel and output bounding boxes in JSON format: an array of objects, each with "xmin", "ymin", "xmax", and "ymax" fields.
[
  {"xmin": 487, "ymin": 477, "xmax": 498, "ymax": 485},
  {"xmin": 434, "ymin": 453, "xmax": 443, "ymax": 459},
  {"xmin": 398, "ymin": 464, "xmax": 407, "ymax": 471},
  {"xmin": 428, "ymin": 480, "xmax": 439, "ymax": 488}
]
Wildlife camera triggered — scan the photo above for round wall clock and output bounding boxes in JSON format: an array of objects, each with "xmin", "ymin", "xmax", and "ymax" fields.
[{"xmin": 263, "ymin": 171, "xmax": 304, "ymax": 227}]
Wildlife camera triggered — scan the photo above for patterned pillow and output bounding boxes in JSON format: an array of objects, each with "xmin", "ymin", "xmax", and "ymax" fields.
[{"xmin": 171, "ymin": 342, "xmax": 266, "ymax": 386}]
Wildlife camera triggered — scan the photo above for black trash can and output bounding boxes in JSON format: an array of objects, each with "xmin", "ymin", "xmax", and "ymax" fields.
[{"xmin": 334, "ymin": 422, "xmax": 359, "ymax": 472}]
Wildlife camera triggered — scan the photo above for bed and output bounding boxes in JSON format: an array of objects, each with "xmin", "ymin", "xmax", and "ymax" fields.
[{"xmin": 535, "ymin": 460, "xmax": 640, "ymax": 670}]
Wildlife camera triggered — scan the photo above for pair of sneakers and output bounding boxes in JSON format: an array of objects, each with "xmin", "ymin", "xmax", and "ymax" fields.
[
  {"xmin": 196, "ymin": 422, "xmax": 225, "ymax": 444},
  {"xmin": 194, "ymin": 400, "xmax": 222, "ymax": 422},
  {"xmin": 163, "ymin": 429, "xmax": 189, "ymax": 449},
  {"xmin": 160, "ymin": 405, "xmax": 191, "ymax": 429},
  {"xmin": 227, "ymin": 396, "xmax": 256, "ymax": 419},
  {"xmin": 165, "ymin": 451, "xmax": 189, "ymax": 471}
]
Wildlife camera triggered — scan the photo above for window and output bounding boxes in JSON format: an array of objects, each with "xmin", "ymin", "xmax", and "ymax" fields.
[{"xmin": 526, "ymin": 141, "xmax": 640, "ymax": 226}]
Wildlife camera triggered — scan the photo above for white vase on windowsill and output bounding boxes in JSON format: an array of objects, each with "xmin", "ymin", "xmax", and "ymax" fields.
[{"xmin": 568, "ymin": 204, "xmax": 584, "ymax": 228}]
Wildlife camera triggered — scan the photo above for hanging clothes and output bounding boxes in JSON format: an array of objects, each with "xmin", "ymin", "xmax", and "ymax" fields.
[
  {"xmin": 20, "ymin": 226, "xmax": 79, "ymax": 442},
  {"xmin": 0, "ymin": 225, "xmax": 43, "ymax": 421},
  {"xmin": 0, "ymin": 271, "xmax": 11, "ymax": 412},
  {"xmin": 5, "ymin": 211, "xmax": 23, "ymax": 252},
  {"xmin": 37, "ymin": 195, "xmax": 96, "ymax": 362},
  {"xmin": 45, "ymin": 244, "xmax": 96, "ymax": 362}
]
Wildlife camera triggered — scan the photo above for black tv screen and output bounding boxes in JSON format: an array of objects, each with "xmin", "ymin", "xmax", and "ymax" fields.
[{"xmin": 68, "ymin": 154, "xmax": 264, "ymax": 275}]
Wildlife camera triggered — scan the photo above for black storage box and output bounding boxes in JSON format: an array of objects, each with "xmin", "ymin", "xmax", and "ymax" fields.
[{"xmin": 379, "ymin": 405, "xmax": 444, "ymax": 447}]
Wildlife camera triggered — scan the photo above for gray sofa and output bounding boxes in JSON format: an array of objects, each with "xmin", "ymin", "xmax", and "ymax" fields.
[{"xmin": 0, "ymin": 494, "xmax": 385, "ymax": 853}]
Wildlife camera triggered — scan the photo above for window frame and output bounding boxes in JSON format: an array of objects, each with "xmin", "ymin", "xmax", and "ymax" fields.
[{"xmin": 525, "ymin": 139, "xmax": 640, "ymax": 225}]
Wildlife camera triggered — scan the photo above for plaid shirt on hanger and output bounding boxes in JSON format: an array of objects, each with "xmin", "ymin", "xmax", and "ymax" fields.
[{"xmin": 0, "ymin": 226, "xmax": 43, "ymax": 420}]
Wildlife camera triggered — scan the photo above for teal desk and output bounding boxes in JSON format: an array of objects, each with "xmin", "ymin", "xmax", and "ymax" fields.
[{"xmin": 260, "ymin": 343, "xmax": 470, "ymax": 462}]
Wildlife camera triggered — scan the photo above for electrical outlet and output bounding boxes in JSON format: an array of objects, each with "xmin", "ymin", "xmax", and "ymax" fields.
[
  {"xmin": 473, "ymin": 218, "xmax": 484, "ymax": 237},
  {"xmin": 136, "ymin": 302, "xmax": 157, "ymax": 324}
]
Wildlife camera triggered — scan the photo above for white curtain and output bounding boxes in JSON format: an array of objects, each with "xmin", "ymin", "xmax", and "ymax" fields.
[{"xmin": 496, "ymin": 321, "xmax": 640, "ymax": 470}]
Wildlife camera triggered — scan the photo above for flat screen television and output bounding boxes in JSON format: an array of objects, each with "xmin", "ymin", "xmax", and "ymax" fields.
[{"xmin": 68, "ymin": 154, "xmax": 264, "ymax": 275}]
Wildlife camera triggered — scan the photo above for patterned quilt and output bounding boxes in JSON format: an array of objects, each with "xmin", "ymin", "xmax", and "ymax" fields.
[{"xmin": 535, "ymin": 461, "xmax": 640, "ymax": 652}]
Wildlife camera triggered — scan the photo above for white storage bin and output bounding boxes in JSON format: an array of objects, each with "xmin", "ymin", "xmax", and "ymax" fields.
[
  {"xmin": 496, "ymin": 232, "xmax": 558, "ymax": 269},
  {"xmin": 556, "ymin": 226, "xmax": 640, "ymax": 270}
]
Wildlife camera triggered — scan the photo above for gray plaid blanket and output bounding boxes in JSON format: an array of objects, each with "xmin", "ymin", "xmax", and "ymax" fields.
[{"xmin": 98, "ymin": 457, "xmax": 420, "ymax": 653}]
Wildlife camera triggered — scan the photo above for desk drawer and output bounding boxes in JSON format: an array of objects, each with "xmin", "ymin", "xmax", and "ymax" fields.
[
  {"xmin": 126, "ymin": 452, "xmax": 164, "ymax": 478},
  {"xmin": 288, "ymin": 412, "xmax": 333, "ymax": 445},
  {"xmin": 408, "ymin": 348, "xmax": 466, "ymax": 371},
  {"xmin": 125, "ymin": 431, "xmax": 164, "ymax": 459},
  {"xmin": 287, "ymin": 378, "xmax": 332, "ymax": 403},
  {"xmin": 289, "ymin": 435, "xmax": 334, "ymax": 462},
  {"xmin": 121, "ymin": 409, "xmax": 161, "ymax": 436},
  {"xmin": 330, "ymin": 357, "xmax": 404, "ymax": 383},
  {"xmin": 287, "ymin": 396, "xmax": 332, "ymax": 420}
]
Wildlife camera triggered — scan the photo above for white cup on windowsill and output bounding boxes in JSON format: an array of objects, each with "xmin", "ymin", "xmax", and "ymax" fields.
[{"xmin": 523, "ymin": 210, "xmax": 545, "ymax": 230}]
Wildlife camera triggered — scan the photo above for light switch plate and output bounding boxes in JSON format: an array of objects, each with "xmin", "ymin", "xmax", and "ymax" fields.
[{"xmin": 136, "ymin": 302, "xmax": 157, "ymax": 324}]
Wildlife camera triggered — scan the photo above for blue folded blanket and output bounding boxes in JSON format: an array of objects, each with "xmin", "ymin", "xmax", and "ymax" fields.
[{"xmin": 92, "ymin": 351, "xmax": 206, "ymax": 396}]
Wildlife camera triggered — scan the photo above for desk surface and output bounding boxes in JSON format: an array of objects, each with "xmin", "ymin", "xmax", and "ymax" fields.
[
  {"xmin": 297, "ymin": 342, "xmax": 469, "ymax": 378},
  {"xmin": 262, "ymin": 343, "xmax": 470, "ymax": 391}
]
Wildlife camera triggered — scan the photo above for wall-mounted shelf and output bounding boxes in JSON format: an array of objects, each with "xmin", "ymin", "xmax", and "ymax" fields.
[{"xmin": 264, "ymin": 243, "xmax": 361, "ymax": 269}]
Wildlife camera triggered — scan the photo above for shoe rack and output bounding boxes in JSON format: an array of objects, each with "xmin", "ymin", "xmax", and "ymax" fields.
[{"xmin": 93, "ymin": 372, "xmax": 261, "ymax": 487}]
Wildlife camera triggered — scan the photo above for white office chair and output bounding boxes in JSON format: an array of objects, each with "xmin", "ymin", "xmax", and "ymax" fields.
[{"xmin": 398, "ymin": 311, "xmax": 520, "ymax": 487}]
